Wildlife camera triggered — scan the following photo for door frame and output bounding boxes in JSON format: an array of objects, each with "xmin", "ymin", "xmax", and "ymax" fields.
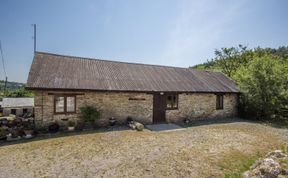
[{"xmin": 152, "ymin": 92, "xmax": 166, "ymax": 123}]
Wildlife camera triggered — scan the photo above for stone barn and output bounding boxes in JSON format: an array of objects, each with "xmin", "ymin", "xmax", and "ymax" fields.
[
  {"xmin": 26, "ymin": 52, "xmax": 239, "ymax": 127},
  {"xmin": 2, "ymin": 97, "xmax": 34, "ymax": 116}
]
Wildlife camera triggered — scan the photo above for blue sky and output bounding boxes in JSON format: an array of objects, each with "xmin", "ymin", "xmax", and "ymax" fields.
[{"xmin": 0, "ymin": 0, "xmax": 288, "ymax": 83}]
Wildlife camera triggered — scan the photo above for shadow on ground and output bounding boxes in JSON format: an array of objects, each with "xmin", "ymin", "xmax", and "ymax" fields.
[
  {"xmin": 182, "ymin": 117, "xmax": 253, "ymax": 127},
  {"xmin": 146, "ymin": 123, "xmax": 184, "ymax": 132},
  {"xmin": 0, "ymin": 125, "xmax": 131, "ymax": 147},
  {"xmin": 0, "ymin": 118, "xmax": 257, "ymax": 147}
]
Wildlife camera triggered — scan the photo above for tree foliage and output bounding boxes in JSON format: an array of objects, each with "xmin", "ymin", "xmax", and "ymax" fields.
[
  {"xmin": 192, "ymin": 45, "xmax": 288, "ymax": 120},
  {"xmin": 1, "ymin": 85, "xmax": 33, "ymax": 98},
  {"xmin": 214, "ymin": 45, "xmax": 252, "ymax": 77},
  {"xmin": 235, "ymin": 54, "xmax": 288, "ymax": 118}
]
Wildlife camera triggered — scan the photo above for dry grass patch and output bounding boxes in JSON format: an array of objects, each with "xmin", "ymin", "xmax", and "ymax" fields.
[{"xmin": 0, "ymin": 122, "xmax": 287, "ymax": 178}]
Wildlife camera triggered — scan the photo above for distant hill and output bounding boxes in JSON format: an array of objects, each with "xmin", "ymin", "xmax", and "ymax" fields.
[{"xmin": 0, "ymin": 80, "xmax": 25, "ymax": 91}]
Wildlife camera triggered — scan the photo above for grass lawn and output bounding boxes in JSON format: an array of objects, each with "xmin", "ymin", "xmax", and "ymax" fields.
[{"xmin": 0, "ymin": 121, "xmax": 287, "ymax": 178}]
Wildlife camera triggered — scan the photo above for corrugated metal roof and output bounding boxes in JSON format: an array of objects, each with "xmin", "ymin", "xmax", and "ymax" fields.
[
  {"xmin": 2, "ymin": 98, "xmax": 34, "ymax": 108},
  {"xmin": 26, "ymin": 52, "xmax": 239, "ymax": 93}
]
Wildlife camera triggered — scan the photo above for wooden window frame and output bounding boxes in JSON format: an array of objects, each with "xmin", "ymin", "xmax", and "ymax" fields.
[
  {"xmin": 54, "ymin": 95, "xmax": 76, "ymax": 114},
  {"xmin": 216, "ymin": 94, "xmax": 224, "ymax": 110},
  {"xmin": 166, "ymin": 94, "xmax": 178, "ymax": 110}
]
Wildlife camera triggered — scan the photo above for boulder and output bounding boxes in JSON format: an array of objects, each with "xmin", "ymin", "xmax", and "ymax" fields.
[
  {"xmin": 243, "ymin": 150, "xmax": 288, "ymax": 178},
  {"xmin": 128, "ymin": 123, "xmax": 136, "ymax": 130},
  {"xmin": 128, "ymin": 121, "xmax": 144, "ymax": 131},
  {"xmin": 134, "ymin": 122, "xmax": 144, "ymax": 131}
]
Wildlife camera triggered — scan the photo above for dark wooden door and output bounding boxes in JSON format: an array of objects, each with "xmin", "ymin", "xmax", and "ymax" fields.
[{"xmin": 153, "ymin": 93, "xmax": 166, "ymax": 123}]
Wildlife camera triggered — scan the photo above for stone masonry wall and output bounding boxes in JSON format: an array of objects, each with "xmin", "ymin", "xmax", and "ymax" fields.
[
  {"xmin": 34, "ymin": 90, "xmax": 238, "ymax": 128},
  {"xmin": 33, "ymin": 91, "xmax": 153, "ymax": 127},
  {"xmin": 3, "ymin": 107, "xmax": 33, "ymax": 116},
  {"xmin": 166, "ymin": 93, "xmax": 238, "ymax": 123}
]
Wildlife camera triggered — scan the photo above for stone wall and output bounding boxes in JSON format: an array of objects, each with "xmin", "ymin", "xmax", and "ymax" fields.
[
  {"xmin": 33, "ymin": 91, "xmax": 153, "ymax": 127},
  {"xmin": 166, "ymin": 93, "xmax": 238, "ymax": 123},
  {"xmin": 33, "ymin": 90, "xmax": 238, "ymax": 128},
  {"xmin": 3, "ymin": 107, "xmax": 33, "ymax": 116}
]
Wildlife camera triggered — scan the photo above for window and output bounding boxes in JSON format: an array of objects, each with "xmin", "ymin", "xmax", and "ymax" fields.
[
  {"xmin": 11, "ymin": 109, "xmax": 17, "ymax": 115},
  {"xmin": 66, "ymin": 96, "xmax": 75, "ymax": 112},
  {"xmin": 23, "ymin": 109, "xmax": 28, "ymax": 114},
  {"xmin": 54, "ymin": 95, "xmax": 76, "ymax": 114},
  {"xmin": 216, "ymin": 94, "xmax": 224, "ymax": 110},
  {"xmin": 166, "ymin": 94, "xmax": 178, "ymax": 110},
  {"xmin": 55, "ymin": 96, "xmax": 65, "ymax": 113}
]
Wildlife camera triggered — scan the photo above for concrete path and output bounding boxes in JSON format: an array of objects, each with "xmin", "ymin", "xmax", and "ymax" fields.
[{"xmin": 145, "ymin": 123, "xmax": 184, "ymax": 132}]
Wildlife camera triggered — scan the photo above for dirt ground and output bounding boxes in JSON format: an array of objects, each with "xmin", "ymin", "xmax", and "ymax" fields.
[{"xmin": 0, "ymin": 121, "xmax": 287, "ymax": 178}]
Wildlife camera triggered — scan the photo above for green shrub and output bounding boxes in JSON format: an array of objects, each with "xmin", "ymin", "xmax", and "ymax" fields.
[
  {"xmin": 80, "ymin": 105, "xmax": 101, "ymax": 123},
  {"xmin": 235, "ymin": 54, "xmax": 288, "ymax": 119},
  {"xmin": 67, "ymin": 120, "xmax": 75, "ymax": 127}
]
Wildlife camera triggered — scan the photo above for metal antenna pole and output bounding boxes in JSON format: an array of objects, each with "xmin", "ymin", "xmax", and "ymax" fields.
[
  {"xmin": 32, "ymin": 24, "xmax": 36, "ymax": 53},
  {"xmin": 0, "ymin": 40, "xmax": 7, "ymax": 95},
  {"xmin": 4, "ymin": 76, "xmax": 7, "ymax": 95}
]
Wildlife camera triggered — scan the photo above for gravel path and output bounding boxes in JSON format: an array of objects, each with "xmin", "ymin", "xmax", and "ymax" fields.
[{"xmin": 0, "ymin": 121, "xmax": 287, "ymax": 178}]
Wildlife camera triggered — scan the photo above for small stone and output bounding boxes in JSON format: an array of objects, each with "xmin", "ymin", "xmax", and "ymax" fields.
[
  {"xmin": 242, "ymin": 171, "xmax": 250, "ymax": 178},
  {"xmin": 266, "ymin": 150, "xmax": 287, "ymax": 159}
]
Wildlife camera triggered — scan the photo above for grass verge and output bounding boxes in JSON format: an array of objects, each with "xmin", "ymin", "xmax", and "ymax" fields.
[{"xmin": 216, "ymin": 150, "xmax": 262, "ymax": 178}]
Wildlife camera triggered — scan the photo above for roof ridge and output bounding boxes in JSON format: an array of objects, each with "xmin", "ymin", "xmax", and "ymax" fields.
[{"xmin": 35, "ymin": 51, "xmax": 190, "ymax": 70}]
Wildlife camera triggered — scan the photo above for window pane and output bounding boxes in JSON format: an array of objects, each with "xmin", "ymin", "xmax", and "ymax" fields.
[
  {"xmin": 166, "ymin": 95, "xmax": 172, "ymax": 108},
  {"xmin": 11, "ymin": 109, "xmax": 17, "ymax": 115},
  {"xmin": 167, "ymin": 96, "xmax": 172, "ymax": 101},
  {"xmin": 23, "ymin": 109, "xmax": 28, "ymax": 114},
  {"xmin": 216, "ymin": 95, "xmax": 223, "ymax": 109},
  {"xmin": 167, "ymin": 102, "xmax": 172, "ymax": 108},
  {"xmin": 173, "ymin": 96, "xmax": 178, "ymax": 108},
  {"xmin": 55, "ymin": 96, "xmax": 65, "ymax": 113},
  {"xmin": 66, "ymin": 96, "xmax": 75, "ymax": 112},
  {"xmin": 166, "ymin": 95, "xmax": 178, "ymax": 109}
]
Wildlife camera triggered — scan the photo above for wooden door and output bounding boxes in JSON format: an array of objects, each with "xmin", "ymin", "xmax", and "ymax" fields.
[{"xmin": 153, "ymin": 93, "xmax": 166, "ymax": 123}]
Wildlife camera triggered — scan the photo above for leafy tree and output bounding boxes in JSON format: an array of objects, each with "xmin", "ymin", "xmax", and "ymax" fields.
[
  {"xmin": 253, "ymin": 46, "xmax": 288, "ymax": 60},
  {"xmin": 235, "ymin": 54, "xmax": 288, "ymax": 119},
  {"xmin": 191, "ymin": 45, "xmax": 288, "ymax": 120},
  {"xmin": 191, "ymin": 45, "xmax": 288, "ymax": 72},
  {"xmin": 4, "ymin": 86, "xmax": 33, "ymax": 97},
  {"xmin": 213, "ymin": 45, "xmax": 252, "ymax": 77}
]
